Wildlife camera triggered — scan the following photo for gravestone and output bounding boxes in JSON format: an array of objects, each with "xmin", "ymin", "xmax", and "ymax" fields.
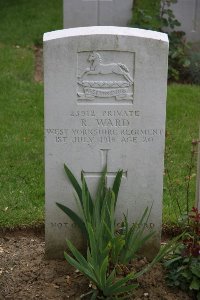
[
  {"xmin": 44, "ymin": 26, "xmax": 169, "ymax": 259},
  {"xmin": 63, "ymin": 0, "xmax": 133, "ymax": 28},
  {"xmin": 171, "ymin": 0, "xmax": 200, "ymax": 42}
]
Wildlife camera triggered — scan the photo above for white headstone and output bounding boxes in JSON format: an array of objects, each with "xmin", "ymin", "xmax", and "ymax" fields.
[
  {"xmin": 171, "ymin": 0, "xmax": 200, "ymax": 42},
  {"xmin": 63, "ymin": 0, "xmax": 133, "ymax": 28},
  {"xmin": 44, "ymin": 27, "xmax": 169, "ymax": 259}
]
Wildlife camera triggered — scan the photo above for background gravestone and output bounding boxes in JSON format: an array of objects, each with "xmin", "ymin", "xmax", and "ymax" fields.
[
  {"xmin": 171, "ymin": 0, "xmax": 200, "ymax": 42},
  {"xmin": 63, "ymin": 0, "xmax": 133, "ymax": 28},
  {"xmin": 44, "ymin": 26, "xmax": 169, "ymax": 259}
]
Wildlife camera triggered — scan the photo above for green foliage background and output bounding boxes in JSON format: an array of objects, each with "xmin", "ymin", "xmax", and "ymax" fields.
[{"xmin": 130, "ymin": 0, "xmax": 161, "ymax": 29}]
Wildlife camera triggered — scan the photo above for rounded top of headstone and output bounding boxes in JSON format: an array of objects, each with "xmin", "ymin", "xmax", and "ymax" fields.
[{"xmin": 43, "ymin": 26, "xmax": 168, "ymax": 43}]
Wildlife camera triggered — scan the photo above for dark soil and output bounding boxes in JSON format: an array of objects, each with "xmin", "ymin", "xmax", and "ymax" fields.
[{"xmin": 0, "ymin": 230, "xmax": 193, "ymax": 300}]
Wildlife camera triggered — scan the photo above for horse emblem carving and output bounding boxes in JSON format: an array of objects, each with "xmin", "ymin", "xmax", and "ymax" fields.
[
  {"xmin": 77, "ymin": 52, "xmax": 134, "ymax": 102},
  {"xmin": 79, "ymin": 52, "xmax": 133, "ymax": 84}
]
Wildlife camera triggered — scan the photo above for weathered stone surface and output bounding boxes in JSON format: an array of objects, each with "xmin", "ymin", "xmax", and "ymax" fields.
[
  {"xmin": 63, "ymin": 0, "xmax": 133, "ymax": 28},
  {"xmin": 44, "ymin": 27, "xmax": 169, "ymax": 258}
]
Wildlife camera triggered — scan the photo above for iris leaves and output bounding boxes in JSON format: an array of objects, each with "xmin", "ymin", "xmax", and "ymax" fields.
[{"xmin": 56, "ymin": 164, "xmax": 178, "ymax": 299}]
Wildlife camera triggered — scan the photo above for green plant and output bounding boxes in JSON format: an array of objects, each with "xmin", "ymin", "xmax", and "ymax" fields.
[
  {"xmin": 56, "ymin": 165, "xmax": 123, "ymax": 242},
  {"xmin": 129, "ymin": 0, "xmax": 161, "ymax": 30},
  {"xmin": 164, "ymin": 139, "xmax": 199, "ymax": 224},
  {"xmin": 57, "ymin": 165, "xmax": 179, "ymax": 298},
  {"xmin": 117, "ymin": 209, "xmax": 155, "ymax": 265},
  {"xmin": 188, "ymin": 52, "xmax": 200, "ymax": 85},
  {"xmin": 130, "ymin": 0, "xmax": 190, "ymax": 81},
  {"xmin": 165, "ymin": 207, "xmax": 200, "ymax": 299},
  {"xmin": 57, "ymin": 165, "xmax": 155, "ymax": 266},
  {"xmin": 160, "ymin": 0, "xmax": 190, "ymax": 82},
  {"xmin": 130, "ymin": 0, "xmax": 181, "ymax": 31},
  {"xmin": 167, "ymin": 31, "xmax": 190, "ymax": 81},
  {"xmin": 56, "ymin": 165, "xmax": 154, "ymax": 263}
]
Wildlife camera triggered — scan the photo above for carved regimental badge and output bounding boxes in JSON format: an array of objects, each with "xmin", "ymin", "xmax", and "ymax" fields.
[{"xmin": 77, "ymin": 51, "xmax": 135, "ymax": 104}]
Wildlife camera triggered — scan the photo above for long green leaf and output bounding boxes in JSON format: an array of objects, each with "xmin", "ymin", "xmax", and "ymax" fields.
[
  {"xmin": 92, "ymin": 188, "xmax": 101, "ymax": 233},
  {"xmin": 106, "ymin": 269, "xmax": 116, "ymax": 286},
  {"xmin": 64, "ymin": 252, "xmax": 97, "ymax": 284},
  {"xmin": 88, "ymin": 223, "xmax": 98, "ymax": 256},
  {"xmin": 81, "ymin": 170, "xmax": 94, "ymax": 215},
  {"xmin": 108, "ymin": 283, "xmax": 138, "ymax": 296},
  {"xmin": 164, "ymin": 256, "xmax": 183, "ymax": 268},
  {"xmin": 56, "ymin": 202, "xmax": 88, "ymax": 238},
  {"xmin": 125, "ymin": 208, "xmax": 149, "ymax": 245},
  {"xmin": 133, "ymin": 235, "xmax": 182, "ymax": 280},
  {"xmin": 64, "ymin": 164, "xmax": 83, "ymax": 206},
  {"xmin": 123, "ymin": 230, "xmax": 155, "ymax": 264},
  {"xmin": 99, "ymin": 256, "xmax": 109, "ymax": 289},
  {"xmin": 105, "ymin": 271, "xmax": 136, "ymax": 295},
  {"xmin": 106, "ymin": 190, "xmax": 115, "ymax": 236},
  {"xmin": 81, "ymin": 176, "xmax": 91, "ymax": 224},
  {"xmin": 96, "ymin": 166, "xmax": 107, "ymax": 211},
  {"xmin": 111, "ymin": 236, "xmax": 125, "ymax": 264},
  {"xmin": 121, "ymin": 207, "xmax": 154, "ymax": 264},
  {"xmin": 66, "ymin": 240, "xmax": 101, "ymax": 287},
  {"xmin": 66, "ymin": 239, "xmax": 89, "ymax": 269},
  {"xmin": 112, "ymin": 170, "xmax": 123, "ymax": 206}
]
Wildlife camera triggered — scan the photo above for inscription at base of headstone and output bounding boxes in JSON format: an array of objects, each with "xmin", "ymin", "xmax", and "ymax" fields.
[
  {"xmin": 44, "ymin": 27, "xmax": 169, "ymax": 259},
  {"xmin": 63, "ymin": 0, "xmax": 133, "ymax": 28}
]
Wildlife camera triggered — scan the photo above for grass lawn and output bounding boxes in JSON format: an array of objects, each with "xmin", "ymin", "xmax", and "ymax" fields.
[
  {"xmin": 163, "ymin": 84, "xmax": 200, "ymax": 224},
  {"xmin": 0, "ymin": 44, "xmax": 44, "ymax": 226},
  {"xmin": 0, "ymin": 0, "xmax": 62, "ymax": 227},
  {"xmin": 0, "ymin": 0, "xmax": 199, "ymax": 227}
]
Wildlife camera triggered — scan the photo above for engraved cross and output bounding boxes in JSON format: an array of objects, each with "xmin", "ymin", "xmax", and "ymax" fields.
[{"xmin": 82, "ymin": 149, "xmax": 128, "ymax": 182}]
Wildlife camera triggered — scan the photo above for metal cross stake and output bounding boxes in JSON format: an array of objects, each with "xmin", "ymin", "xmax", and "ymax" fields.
[{"xmin": 83, "ymin": 149, "xmax": 127, "ymax": 182}]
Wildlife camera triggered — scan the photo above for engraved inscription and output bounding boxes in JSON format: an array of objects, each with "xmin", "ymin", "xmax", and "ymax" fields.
[
  {"xmin": 46, "ymin": 109, "xmax": 164, "ymax": 145},
  {"xmin": 46, "ymin": 127, "xmax": 164, "ymax": 145},
  {"xmin": 51, "ymin": 222, "xmax": 78, "ymax": 229},
  {"xmin": 77, "ymin": 51, "xmax": 135, "ymax": 104},
  {"xmin": 50, "ymin": 221, "xmax": 155, "ymax": 231}
]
